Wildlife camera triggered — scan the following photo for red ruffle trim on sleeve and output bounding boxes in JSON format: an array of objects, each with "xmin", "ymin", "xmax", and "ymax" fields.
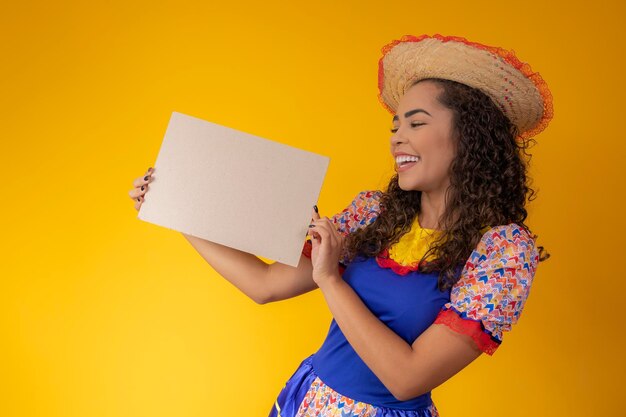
[
  {"xmin": 433, "ymin": 308, "xmax": 501, "ymax": 356},
  {"xmin": 302, "ymin": 239, "xmax": 312, "ymax": 258},
  {"xmin": 301, "ymin": 240, "xmax": 346, "ymax": 276}
]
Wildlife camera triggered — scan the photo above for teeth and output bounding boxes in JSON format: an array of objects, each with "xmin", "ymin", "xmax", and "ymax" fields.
[{"xmin": 395, "ymin": 155, "xmax": 420, "ymax": 165}]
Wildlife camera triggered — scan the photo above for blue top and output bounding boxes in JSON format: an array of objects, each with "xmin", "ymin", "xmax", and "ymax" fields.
[
  {"xmin": 300, "ymin": 189, "xmax": 539, "ymax": 409},
  {"xmin": 311, "ymin": 255, "xmax": 452, "ymax": 409}
]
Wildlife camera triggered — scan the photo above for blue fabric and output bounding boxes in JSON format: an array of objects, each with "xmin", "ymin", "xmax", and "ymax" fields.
[
  {"xmin": 270, "ymin": 355, "xmax": 439, "ymax": 417},
  {"xmin": 311, "ymin": 256, "xmax": 452, "ymax": 410},
  {"xmin": 269, "ymin": 355, "xmax": 318, "ymax": 417}
]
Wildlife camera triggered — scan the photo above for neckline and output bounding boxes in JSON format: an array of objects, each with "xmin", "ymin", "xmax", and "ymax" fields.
[{"xmin": 415, "ymin": 215, "xmax": 440, "ymax": 233}]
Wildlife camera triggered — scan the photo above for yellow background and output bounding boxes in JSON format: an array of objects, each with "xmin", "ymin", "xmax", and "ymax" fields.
[{"xmin": 2, "ymin": 1, "xmax": 624, "ymax": 416}]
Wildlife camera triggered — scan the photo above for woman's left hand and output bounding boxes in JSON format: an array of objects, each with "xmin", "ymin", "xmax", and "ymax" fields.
[{"xmin": 308, "ymin": 206, "xmax": 344, "ymax": 287}]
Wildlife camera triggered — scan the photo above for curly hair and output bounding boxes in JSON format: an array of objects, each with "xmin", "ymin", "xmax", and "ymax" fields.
[{"xmin": 342, "ymin": 77, "xmax": 550, "ymax": 291}]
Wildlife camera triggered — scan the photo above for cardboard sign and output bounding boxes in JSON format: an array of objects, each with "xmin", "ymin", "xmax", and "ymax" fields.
[{"xmin": 138, "ymin": 111, "xmax": 329, "ymax": 267}]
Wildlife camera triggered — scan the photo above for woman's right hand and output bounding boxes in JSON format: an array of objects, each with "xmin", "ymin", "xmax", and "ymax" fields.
[{"xmin": 129, "ymin": 167, "xmax": 154, "ymax": 211}]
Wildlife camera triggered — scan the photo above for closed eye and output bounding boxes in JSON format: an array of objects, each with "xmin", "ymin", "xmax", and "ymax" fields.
[{"xmin": 390, "ymin": 122, "xmax": 425, "ymax": 134}]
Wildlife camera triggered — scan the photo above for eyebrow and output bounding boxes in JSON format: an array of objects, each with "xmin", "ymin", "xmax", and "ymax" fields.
[{"xmin": 392, "ymin": 108, "xmax": 432, "ymax": 122}]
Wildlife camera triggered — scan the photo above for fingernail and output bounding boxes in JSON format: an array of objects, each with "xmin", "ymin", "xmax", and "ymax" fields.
[
  {"xmin": 137, "ymin": 197, "xmax": 140, "ymax": 202},
  {"xmin": 309, "ymin": 224, "xmax": 315, "ymax": 228},
  {"xmin": 141, "ymin": 185, "xmax": 144, "ymax": 191},
  {"xmin": 144, "ymin": 176, "xmax": 149, "ymax": 181},
  {"xmin": 314, "ymin": 205, "xmax": 318, "ymax": 213},
  {"xmin": 148, "ymin": 167, "xmax": 153, "ymax": 172}
]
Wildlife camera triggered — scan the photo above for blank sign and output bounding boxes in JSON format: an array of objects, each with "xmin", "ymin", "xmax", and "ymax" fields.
[{"xmin": 138, "ymin": 111, "xmax": 330, "ymax": 267}]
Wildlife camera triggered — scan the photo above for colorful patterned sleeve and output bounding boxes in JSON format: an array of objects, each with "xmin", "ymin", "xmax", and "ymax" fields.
[
  {"xmin": 432, "ymin": 224, "xmax": 540, "ymax": 355},
  {"xmin": 301, "ymin": 190, "xmax": 382, "ymax": 275}
]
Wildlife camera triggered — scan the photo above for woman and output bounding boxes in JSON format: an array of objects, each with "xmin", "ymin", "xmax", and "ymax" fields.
[{"xmin": 129, "ymin": 34, "xmax": 553, "ymax": 416}]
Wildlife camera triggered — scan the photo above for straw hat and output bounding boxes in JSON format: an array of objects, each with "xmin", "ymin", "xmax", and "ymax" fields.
[{"xmin": 378, "ymin": 34, "xmax": 554, "ymax": 140}]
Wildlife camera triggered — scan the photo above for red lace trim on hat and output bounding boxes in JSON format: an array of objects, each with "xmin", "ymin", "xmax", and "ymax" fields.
[
  {"xmin": 377, "ymin": 33, "xmax": 554, "ymax": 141},
  {"xmin": 433, "ymin": 308, "xmax": 500, "ymax": 356}
]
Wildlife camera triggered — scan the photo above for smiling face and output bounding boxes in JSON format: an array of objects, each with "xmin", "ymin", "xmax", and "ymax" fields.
[{"xmin": 390, "ymin": 80, "xmax": 458, "ymax": 193}]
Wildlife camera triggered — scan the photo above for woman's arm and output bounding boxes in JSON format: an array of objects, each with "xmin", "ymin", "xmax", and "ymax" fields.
[
  {"xmin": 182, "ymin": 233, "xmax": 317, "ymax": 304},
  {"xmin": 317, "ymin": 275, "xmax": 481, "ymax": 401},
  {"xmin": 181, "ymin": 190, "xmax": 380, "ymax": 304}
]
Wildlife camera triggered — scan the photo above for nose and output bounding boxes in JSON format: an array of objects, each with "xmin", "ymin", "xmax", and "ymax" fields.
[{"xmin": 390, "ymin": 129, "xmax": 408, "ymax": 146}]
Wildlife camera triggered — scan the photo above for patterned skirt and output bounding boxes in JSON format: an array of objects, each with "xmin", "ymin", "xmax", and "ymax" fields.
[{"xmin": 268, "ymin": 354, "xmax": 440, "ymax": 417}]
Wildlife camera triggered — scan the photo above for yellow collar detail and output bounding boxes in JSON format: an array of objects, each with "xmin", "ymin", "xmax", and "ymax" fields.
[
  {"xmin": 387, "ymin": 217, "xmax": 491, "ymax": 266},
  {"xmin": 388, "ymin": 216, "xmax": 443, "ymax": 266}
]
